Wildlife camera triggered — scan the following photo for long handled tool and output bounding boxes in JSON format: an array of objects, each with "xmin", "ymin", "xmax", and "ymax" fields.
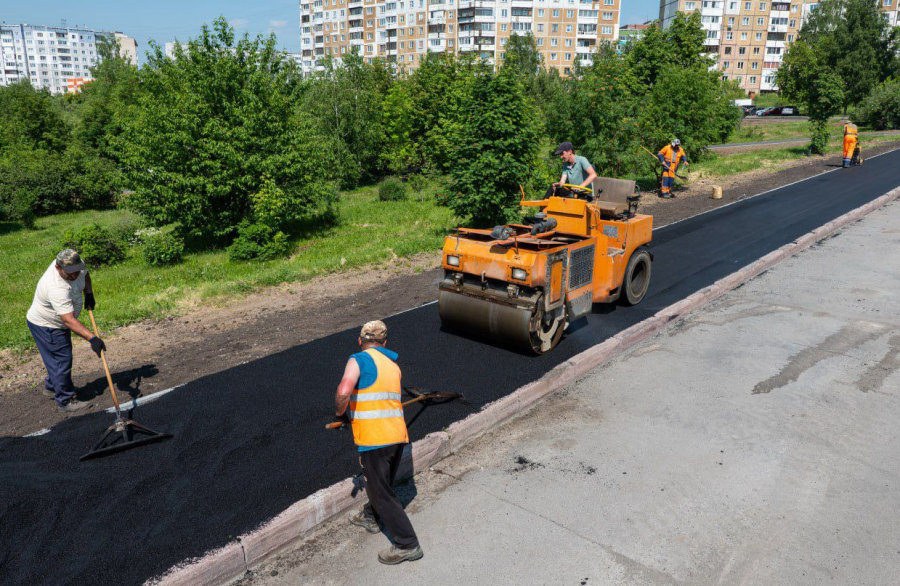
[
  {"xmin": 640, "ymin": 145, "xmax": 688, "ymax": 180},
  {"xmin": 79, "ymin": 309, "xmax": 172, "ymax": 462},
  {"xmin": 325, "ymin": 387, "xmax": 463, "ymax": 430}
]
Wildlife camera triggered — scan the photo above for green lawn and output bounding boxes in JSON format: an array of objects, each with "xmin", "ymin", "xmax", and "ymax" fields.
[
  {"xmin": 727, "ymin": 119, "xmax": 813, "ymax": 143},
  {"xmin": 1, "ymin": 186, "xmax": 456, "ymax": 351},
  {"xmin": 694, "ymin": 134, "xmax": 899, "ymax": 178}
]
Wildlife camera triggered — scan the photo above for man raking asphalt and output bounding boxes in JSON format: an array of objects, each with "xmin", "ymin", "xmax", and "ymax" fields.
[{"xmin": 332, "ymin": 320, "xmax": 425, "ymax": 565}]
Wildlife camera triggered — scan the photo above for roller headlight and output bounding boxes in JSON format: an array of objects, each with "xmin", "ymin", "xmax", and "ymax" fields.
[
  {"xmin": 511, "ymin": 268, "xmax": 527, "ymax": 281},
  {"xmin": 447, "ymin": 255, "xmax": 460, "ymax": 267}
]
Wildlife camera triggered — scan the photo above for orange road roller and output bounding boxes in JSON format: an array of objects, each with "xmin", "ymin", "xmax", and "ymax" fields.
[{"xmin": 438, "ymin": 179, "xmax": 653, "ymax": 354}]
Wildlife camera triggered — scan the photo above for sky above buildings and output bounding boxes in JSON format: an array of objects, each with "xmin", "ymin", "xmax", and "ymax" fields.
[{"xmin": 2, "ymin": 0, "xmax": 659, "ymax": 62}]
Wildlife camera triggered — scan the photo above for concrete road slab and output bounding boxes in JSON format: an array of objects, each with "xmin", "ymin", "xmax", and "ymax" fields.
[{"xmin": 241, "ymin": 201, "xmax": 900, "ymax": 586}]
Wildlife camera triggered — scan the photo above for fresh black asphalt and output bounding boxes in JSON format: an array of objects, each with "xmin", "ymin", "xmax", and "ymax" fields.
[{"xmin": 1, "ymin": 149, "xmax": 898, "ymax": 586}]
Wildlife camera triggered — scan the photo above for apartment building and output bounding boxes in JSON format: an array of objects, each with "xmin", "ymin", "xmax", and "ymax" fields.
[
  {"xmin": 659, "ymin": 0, "xmax": 900, "ymax": 95},
  {"xmin": 298, "ymin": 0, "xmax": 622, "ymax": 76},
  {"xmin": 0, "ymin": 23, "xmax": 136, "ymax": 94}
]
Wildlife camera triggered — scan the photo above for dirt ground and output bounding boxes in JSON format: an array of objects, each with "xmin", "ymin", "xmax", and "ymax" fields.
[{"xmin": 2, "ymin": 141, "xmax": 898, "ymax": 437}]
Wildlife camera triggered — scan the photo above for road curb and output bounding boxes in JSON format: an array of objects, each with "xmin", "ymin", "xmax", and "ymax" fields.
[{"xmin": 148, "ymin": 186, "xmax": 899, "ymax": 586}]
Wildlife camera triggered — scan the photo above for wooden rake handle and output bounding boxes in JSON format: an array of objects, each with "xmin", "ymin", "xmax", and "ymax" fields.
[{"xmin": 87, "ymin": 309, "xmax": 121, "ymax": 414}]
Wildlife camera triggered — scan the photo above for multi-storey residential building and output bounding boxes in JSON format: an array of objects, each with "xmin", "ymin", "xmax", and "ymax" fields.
[
  {"xmin": 659, "ymin": 0, "xmax": 900, "ymax": 95},
  {"xmin": 0, "ymin": 24, "xmax": 136, "ymax": 94},
  {"xmin": 298, "ymin": 0, "xmax": 621, "ymax": 76}
]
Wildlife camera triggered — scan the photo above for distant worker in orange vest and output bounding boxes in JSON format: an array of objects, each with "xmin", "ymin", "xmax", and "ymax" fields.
[
  {"xmin": 657, "ymin": 139, "xmax": 689, "ymax": 199},
  {"xmin": 334, "ymin": 320, "xmax": 424, "ymax": 565},
  {"xmin": 842, "ymin": 119, "xmax": 859, "ymax": 168}
]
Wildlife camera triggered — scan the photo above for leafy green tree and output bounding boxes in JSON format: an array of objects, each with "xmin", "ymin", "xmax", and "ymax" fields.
[
  {"xmin": 74, "ymin": 36, "xmax": 141, "ymax": 152},
  {"xmin": 777, "ymin": 40, "xmax": 844, "ymax": 153},
  {"xmin": 503, "ymin": 32, "xmax": 542, "ymax": 79},
  {"xmin": 856, "ymin": 78, "xmax": 900, "ymax": 130},
  {"xmin": 797, "ymin": 0, "xmax": 899, "ymax": 109},
  {"xmin": 300, "ymin": 50, "xmax": 392, "ymax": 186},
  {"xmin": 0, "ymin": 81, "xmax": 70, "ymax": 152},
  {"xmin": 113, "ymin": 18, "xmax": 335, "ymax": 239},
  {"xmin": 446, "ymin": 66, "xmax": 541, "ymax": 226}
]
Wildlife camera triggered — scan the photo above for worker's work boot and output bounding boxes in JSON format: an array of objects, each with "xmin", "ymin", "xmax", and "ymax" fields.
[
  {"xmin": 378, "ymin": 544, "xmax": 424, "ymax": 565},
  {"xmin": 42, "ymin": 388, "xmax": 55, "ymax": 399},
  {"xmin": 57, "ymin": 399, "xmax": 90, "ymax": 413},
  {"xmin": 349, "ymin": 509, "xmax": 380, "ymax": 533}
]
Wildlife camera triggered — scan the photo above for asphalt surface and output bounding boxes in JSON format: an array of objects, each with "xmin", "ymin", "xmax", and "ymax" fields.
[{"xmin": 1, "ymin": 148, "xmax": 899, "ymax": 586}]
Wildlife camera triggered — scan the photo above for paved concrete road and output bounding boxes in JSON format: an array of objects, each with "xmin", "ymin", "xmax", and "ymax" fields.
[{"xmin": 242, "ymin": 200, "xmax": 900, "ymax": 586}]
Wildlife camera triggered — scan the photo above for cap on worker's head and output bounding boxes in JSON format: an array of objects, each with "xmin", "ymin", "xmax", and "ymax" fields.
[
  {"xmin": 672, "ymin": 138, "xmax": 681, "ymax": 147},
  {"xmin": 554, "ymin": 141, "xmax": 574, "ymax": 155},
  {"xmin": 56, "ymin": 249, "xmax": 86, "ymax": 274},
  {"xmin": 360, "ymin": 320, "xmax": 388, "ymax": 343}
]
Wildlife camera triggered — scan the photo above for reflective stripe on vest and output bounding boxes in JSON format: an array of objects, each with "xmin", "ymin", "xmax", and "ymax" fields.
[
  {"xmin": 349, "ymin": 348, "xmax": 409, "ymax": 447},
  {"xmin": 845, "ymin": 124, "xmax": 858, "ymax": 136}
]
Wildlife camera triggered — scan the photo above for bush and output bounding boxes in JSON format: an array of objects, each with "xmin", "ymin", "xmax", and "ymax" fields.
[
  {"xmin": 143, "ymin": 231, "xmax": 185, "ymax": 266},
  {"xmin": 377, "ymin": 177, "xmax": 408, "ymax": 201},
  {"xmin": 407, "ymin": 173, "xmax": 429, "ymax": 193},
  {"xmin": 857, "ymin": 78, "xmax": 900, "ymax": 131},
  {"xmin": 226, "ymin": 223, "xmax": 292, "ymax": 262},
  {"xmin": 61, "ymin": 223, "xmax": 127, "ymax": 267}
]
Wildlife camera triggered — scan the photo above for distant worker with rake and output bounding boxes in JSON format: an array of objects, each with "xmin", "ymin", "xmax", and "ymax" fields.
[
  {"xmin": 26, "ymin": 249, "xmax": 106, "ymax": 413},
  {"xmin": 842, "ymin": 119, "xmax": 860, "ymax": 168},
  {"xmin": 333, "ymin": 320, "xmax": 424, "ymax": 565},
  {"xmin": 657, "ymin": 139, "xmax": 689, "ymax": 199}
]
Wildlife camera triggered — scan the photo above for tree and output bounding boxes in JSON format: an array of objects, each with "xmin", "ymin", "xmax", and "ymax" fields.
[
  {"xmin": 856, "ymin": 78, "xmax": 900, "ymax": 130},
  {"xmin": 113, "ymin": 18, "xmax": 336, "ymax": 239},
  {"xmin": 797, "ymin": 0, "xmax": 899, "ymax": 109},
  {"xmin": 503, "ymin": 32, "xmax": 542, "ymax": 79},
  {"xmin": 777, "ymin": 40, "xmax": 844, "ymax": 153},
  {"xmin": 446, "ymin": 66, "xmax": 541, "ymax": 226},
  {"xmin": 300, "ymin": 50, "xmax": 392, "ymax": 186},
  {"xmin": 0, "ymin": 81, "xmax": 70, "ymax": 153}
]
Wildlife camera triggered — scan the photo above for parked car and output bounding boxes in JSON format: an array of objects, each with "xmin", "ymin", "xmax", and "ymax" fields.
[
  {"xmin": 756, "ymin": 107, "xmax": 774, "ymax": 116},
  {"xmin": 780, "ymin": 105, "xmax": 801, "ymax": 116},
  {"xmin": 743, "ymin": 106, "xmax": 763, "ymax": 116}
]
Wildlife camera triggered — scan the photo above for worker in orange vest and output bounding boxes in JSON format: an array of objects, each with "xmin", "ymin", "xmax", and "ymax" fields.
[
  {"xmin": 334, "ymin": 320, "xmax": 424, "ymax": 565},
  {"xmin": 657, "ymin": 139, "xmax": 689, "ymax": 199},
  {"xmin": 842, "ymin": 119, "xmax": 859, "ymax": 168}
]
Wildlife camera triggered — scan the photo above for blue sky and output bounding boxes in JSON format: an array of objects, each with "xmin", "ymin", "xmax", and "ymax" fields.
[{"xmin": 3, "ymin": 0, "xmax": 659, "ymax": 62}]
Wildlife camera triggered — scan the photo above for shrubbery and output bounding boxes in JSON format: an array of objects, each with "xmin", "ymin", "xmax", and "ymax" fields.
[
  {"xmin": 62, "ymin": 223, "xmax": 127, "ymax": 267},
  {"xmin": 142, "ymin": 230, "xmax": 185, "ymax": 266},
  {"xmin": 377, "ymin": 177, "xmax": 408, "ymax": 201},
  {"xmin": 226, "ymin": 223, "xmax": 292, "ymax": 262},
  {"xmin": 857, "ymin": 78, "xmax": 900, "ymax": 130}
]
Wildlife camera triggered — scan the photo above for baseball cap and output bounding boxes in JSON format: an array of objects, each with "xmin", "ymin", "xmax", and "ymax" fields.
[
  {"xmin": 554, "ymin": 141, "xmax": 574, "ymax": 155},
  {"xmin": 56, "ymin": 249, "xmax": 86, "ymax": 274},
  {"xmin": 360, "ymin": 320, "xmax": 388, "ymax": 342}
]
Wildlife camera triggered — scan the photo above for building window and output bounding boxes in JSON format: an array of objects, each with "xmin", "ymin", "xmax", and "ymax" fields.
[
  {"xmin": 757, "ymin": 17, "xmax": 765, "ymax": 25},
  {"xmin": 751, "ymin": 61, "xmax": 758, "ymax": 69},
  {"xmin": 787, "ymin": 34, "xmax": 794, "ymax": 41},
  {"xmin": 537, "ymin": 23, "xmax": 543, "ymax": 32},
  {"xmin": 566, "ymin": 25, "xmax": 573, "ymax": 32},
  {"xmin": 603, "ymin": 11, "xmax": 614, "ymax": 19},
  {"xmin": 744, "ymin": 1, "xmax": 751, "ymax": 8},
  {"xmin": 749, "ymin": 76, "xmax": 757, "ymax": 84},
  {"xmin": 724, "ymin": 46, "xmax": 732, "ymax": 54},
  {"xmin": 738, "ymin": 46, "xmax": 746, "ymax": 55},
  {"xmin": 728, "ymin": 17, "xmax": 734, "ymax": 24},
  {"xmin": 538, "ymin": 8, "xmax": 544, "ymax": 15},
  {"xmin": 755, "ymin": 32, "xmax": 763, "ymax": 40},
  {"xmin": 741, "ymin": 32, "xmax": 748, "ymax": 40},
  {"xmin": 742, "ymin": 17, "xmax": 749, "ymax": 24},
  {"xmin": 753, "ymin": 47, "xmax": 760, "ymax": 55},
  {"xmin": 552, "ymin": 9, "xmax": 560, "ymax": 16},
  {"xmin": 550, "ymin": 53, "xmax": 557, "ymax": 60},
  {"xmin": 565, "ymin": 38, "xmax": 572, "ymax": 47},
  {"xmin": 537, "ymin": 38, "xmax": 544, "ymax": 46},
  {"xmin": 737, "ymin": 61, "xmax": 744, "ymax": 69},
  {"xmin": 566, "ymin": 9, "xmax": 574, "ymax": 17},
  {"xmin": 601, "ymin": 25, "xmax": 612, "ymax": 34},
  {"xmin": 759, "ymin": 2, "xmax": 766, "ymax": 9},
  {"xmin": 722, "ymin": 61, "xmax": 730, "ymax": 68},
  {"xmin": 726, "ymin": 31, "xmax": 733, "ymax": 39},
  {"xmin": 552, "ymin": 24, "xmax": 559, "ymax": 32},
  {"xmin": 551, "ymin": 38, "xmax": 558, "ymax": 46},
  {"xmin": 565, "ymin": 53, "xmax": 572, "ymax": 60},
  {"xmin": 501, "ymin": 23, "xmax": 508, "ymax": 31},
  {"xmin": 686, "ymin": 1, "xmax": 696, "ymax": 7}
]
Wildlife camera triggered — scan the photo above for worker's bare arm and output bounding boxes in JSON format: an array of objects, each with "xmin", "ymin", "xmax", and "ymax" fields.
[
  {"xmin": 335, "ymin": 358, "xmax": 361, "ymax": 417},
  {"xmin": 59, "ymin": 312, "xmax": 95, "ymax": 341},
  {"xmin": 581, "ymin": 165, "xmax": 598, "ymax": 187}
]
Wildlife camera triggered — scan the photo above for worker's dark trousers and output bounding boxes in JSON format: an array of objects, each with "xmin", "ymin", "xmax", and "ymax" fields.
[
  {"xmin": 27, "ymin": 320, "xmax": 75, "ymax": 406},
  {"xmin": 360, "ymin": 444, "xmax": 419, "ymax": 549}
]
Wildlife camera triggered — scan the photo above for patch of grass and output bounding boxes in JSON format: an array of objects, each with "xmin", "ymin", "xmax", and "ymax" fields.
[
  {"xmin": 1, "ymin": 182, "xmax": 455, "ymax": 351},
  {"xmin": 728, "ymin": 119, "xmax": 813, "ymax": 143}
]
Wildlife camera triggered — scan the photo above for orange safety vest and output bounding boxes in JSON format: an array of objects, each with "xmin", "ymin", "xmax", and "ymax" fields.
[
  {"xmin": 658, "ymin": 145, "xmax": 686, "ymax": 178},
  {"xmin": 844, "ymin": 123, "xmax": 858, "ymax": 137},
  {"xmin": 349, "ymin": 348, "xmax": 409, "ymax": 447}
]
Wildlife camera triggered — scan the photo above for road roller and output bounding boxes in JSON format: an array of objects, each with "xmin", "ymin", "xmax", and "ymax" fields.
[{"xmin": 438, "ymin": 178, "xmax": 653, "ymax": 354}]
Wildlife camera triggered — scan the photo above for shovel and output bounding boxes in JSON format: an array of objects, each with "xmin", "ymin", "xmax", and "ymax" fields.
[{"xmin": 79, "ymin": 309, "xmax": 172, "ymax": 461}]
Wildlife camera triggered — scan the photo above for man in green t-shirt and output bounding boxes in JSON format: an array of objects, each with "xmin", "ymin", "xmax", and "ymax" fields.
[{"xmin": 548, "ymin": 142, "xmax": 597, "ymax": 199}]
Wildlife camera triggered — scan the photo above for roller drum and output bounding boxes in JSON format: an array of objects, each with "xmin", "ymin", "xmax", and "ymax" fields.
[{"xmin": 438, "ymin": 290, "xmax": 535, "ymax": 352}]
